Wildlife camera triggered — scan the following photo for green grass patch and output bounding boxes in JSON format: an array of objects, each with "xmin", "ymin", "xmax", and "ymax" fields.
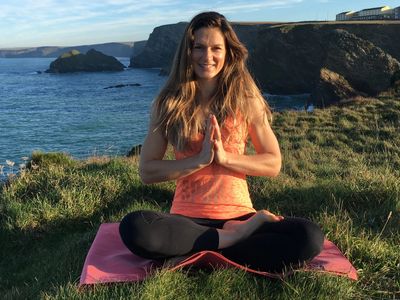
[{"xmin": 1, "ymin": 98, "xmax": 399, "ymax": 299}]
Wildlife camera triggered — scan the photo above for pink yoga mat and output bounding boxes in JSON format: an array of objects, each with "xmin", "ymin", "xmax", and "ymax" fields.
[{"xmin": 80, "ymin": 223, "xmax": 358, "ymax": 285}]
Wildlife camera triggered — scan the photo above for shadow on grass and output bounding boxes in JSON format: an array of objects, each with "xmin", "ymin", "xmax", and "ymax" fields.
[
  {"xmin": 250, "ymin": 180, "xmax": 398, "ymax": 235},
  {"xmin": 0, "ymin": 179, "xmax": 173, "ymax": 299}
]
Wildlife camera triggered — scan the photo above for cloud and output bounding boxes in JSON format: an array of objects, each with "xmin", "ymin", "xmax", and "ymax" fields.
[
  {"xmin": 0, "ymin": 0, "xmax": 306, "ymax": 47},
  {"xmin": 215, "ymin": 0, "xmax": 303, "ymax": 13}
]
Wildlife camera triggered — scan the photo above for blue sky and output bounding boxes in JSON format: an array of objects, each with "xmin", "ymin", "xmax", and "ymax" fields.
[{"xmin": 1, "ymin": 0, "xmax": 400, "ymax": 48}]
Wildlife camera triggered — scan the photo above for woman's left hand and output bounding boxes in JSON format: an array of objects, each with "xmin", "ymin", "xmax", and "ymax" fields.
[{"xmin": 211, "ymin": 115, "xmax": 228, "ymax": 165}]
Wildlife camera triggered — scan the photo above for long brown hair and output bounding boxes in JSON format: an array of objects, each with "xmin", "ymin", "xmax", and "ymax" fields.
[{"xmin": 153, "ymin": 11, "xmax": 271, "ymax": 151}]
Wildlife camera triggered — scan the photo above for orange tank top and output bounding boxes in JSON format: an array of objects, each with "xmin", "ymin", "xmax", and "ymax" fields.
[{"xmin": 170, "ymin": 116, "xmax": 256, "ymax": 219}]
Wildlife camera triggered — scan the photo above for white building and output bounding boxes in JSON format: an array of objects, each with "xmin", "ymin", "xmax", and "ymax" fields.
[
  {"xmin": 352, "ymin": 6, "xmax": 391, "ymax": 20},
  {"xmin": 395, "ymin": 6, "xmax": 400, "ymax": 19},
  {"xmin": 336, "ymin": 11, "xmax": 355, "ymax": 21},
  {"xmin": 335, "ymin": 5, "xmax": 400, "ymax": 21}
]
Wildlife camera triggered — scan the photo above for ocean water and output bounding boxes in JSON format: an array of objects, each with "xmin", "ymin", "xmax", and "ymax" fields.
[
  {"xmin": 0, "ymin": 57, "xmax": 308, "ymax": 179},
  {"xmin": 0, "ymin": 57, "xmax": 165, "ymax": 178}
]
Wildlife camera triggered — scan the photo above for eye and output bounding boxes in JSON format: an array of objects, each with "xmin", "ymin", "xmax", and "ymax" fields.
[{"xmin": 213, "ymin": 46, "xmax": 223, "ymax": 51}]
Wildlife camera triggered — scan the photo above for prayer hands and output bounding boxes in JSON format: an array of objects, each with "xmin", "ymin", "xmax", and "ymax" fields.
[
  {"xmin": 198, "ymin": 114, "xmax": 215, "ymax": 166},
  {"xmin": 198, "ymin": 114, "xmax": 228, "ymax": 167},
  {"xmin": 210, "ymin": 114, "xmax": 227, "ymax": 165}
]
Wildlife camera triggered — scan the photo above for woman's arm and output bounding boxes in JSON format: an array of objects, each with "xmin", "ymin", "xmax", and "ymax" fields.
[
  {"xmin": 139, "ymin": 112, "xmax": 215, "ymax": 184},
  {"xmin": 213, "ymin": 98, "xmax": 282, "ymax": 177}
]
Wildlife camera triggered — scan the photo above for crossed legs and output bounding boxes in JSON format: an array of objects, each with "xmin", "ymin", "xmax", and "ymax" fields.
[{"xmin": 119, "ymin": 210, "xmax": 324, "ymax": 272}]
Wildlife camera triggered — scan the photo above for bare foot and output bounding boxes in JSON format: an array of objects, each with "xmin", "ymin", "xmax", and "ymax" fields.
[
  {"xmin": 257, "ymin": 210, "xmax": 284, "ymax": 222},
  {"xmin": 218, "ymin": 219, "xmax": 252, "ymax": 248},
  {"xmin": 223, "ymin": 211, "xmax": 283, "ymax": 233},
  {"xmin": 218, "ymin": 210, "xmax": 284, "ymax": 249}
]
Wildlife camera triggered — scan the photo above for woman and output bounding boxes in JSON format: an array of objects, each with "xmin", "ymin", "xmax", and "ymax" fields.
[{"xmin": 119, "ymin": 11, "xmax": 324, "ymax": 272}]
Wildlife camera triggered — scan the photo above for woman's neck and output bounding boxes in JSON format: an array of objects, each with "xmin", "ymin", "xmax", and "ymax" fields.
[{"xmin": 196, "ymin": 78, "xmax": 218, "ymax": 104}]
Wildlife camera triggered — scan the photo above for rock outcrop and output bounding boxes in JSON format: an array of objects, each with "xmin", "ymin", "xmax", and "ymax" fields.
[
  {"xmin": 310, "ymin": 68, "xmax": 361, "ymax": 107},
  {"xmin": 127, "ymin": 144, "xmax": 142, "ymax": 157},
  {"xmin": 132, "ymin": 21, "xmax": 400, "ymax": 106},
  {"xmin": 46, "ymin": 49, "xmax": 125, "ymax": 73},
  {"xmin": 104, "ymin": 83, "xmax": 141, "ymax": 89},
  {"xmin": 130, "ymin": 40, "xmax": 147, "ymax": 58},
  {"xmin": 130, "ymin": 22, "xmax": 187, "ymax": 69},
  {"xmin": 390, "ymin": 70, "xmax": 400, "ymax": 96},
  {"xmin": 251, "ymin": 24, "xmax": 400, "ymax": 96},
  {"xmin": 323, "ymin": 29, "xmax": 399, "ymax": 95}
]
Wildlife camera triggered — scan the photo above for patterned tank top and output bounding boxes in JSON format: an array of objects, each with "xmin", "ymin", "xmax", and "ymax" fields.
[{"xmin": 170, "ymin": 116, "xmax": 256, "ymax": 219}]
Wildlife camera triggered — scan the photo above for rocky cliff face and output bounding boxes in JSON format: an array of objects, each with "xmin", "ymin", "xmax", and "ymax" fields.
[
  {"xmin": 131, "ymin": 40, "xmax": 147, "ymax": 58},
  {"xmin": 132, "ymin": 21, "xmax": 400, "ymax": 106},
  {"xmin": 129, "ymin": 22, "xmax": 270, "ymax": 69},
  {"xmin": 310, "ymin": 68, "xmax": 360, "ymax": 107},
  {"xmin": 130, "ymin": 22, "xmax": 187, "ymax": 69},
  {"xmin": 251, "ymin": 23, "xmax": 400, "ymax": 96}
]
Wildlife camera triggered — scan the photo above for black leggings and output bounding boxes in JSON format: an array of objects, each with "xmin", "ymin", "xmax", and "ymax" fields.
[{"xmin": 119, "ymin": 210, "xmax": 324, "ymax": 273}]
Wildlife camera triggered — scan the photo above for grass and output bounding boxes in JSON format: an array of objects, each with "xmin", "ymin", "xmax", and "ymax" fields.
[{"xmin": 1, "ymin": 97, "xmax": 399, "ymax": 299}]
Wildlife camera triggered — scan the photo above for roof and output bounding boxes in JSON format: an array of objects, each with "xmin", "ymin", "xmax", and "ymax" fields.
[{"xmin": 359, "ymin": 6, "xmax": 389, "ymax": 12}]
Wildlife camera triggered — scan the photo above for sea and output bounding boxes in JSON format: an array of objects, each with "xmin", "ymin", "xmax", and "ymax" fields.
[{"xmin": 0, "ymin": 57, "xmax": 308, "ymax": 180}]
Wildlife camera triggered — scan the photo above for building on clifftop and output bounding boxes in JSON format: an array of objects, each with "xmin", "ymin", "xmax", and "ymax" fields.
[
  {"xmin": 336, "ymin": 11, "xmax": 355, "ymax": 21},
  {"xmin": 395, "ymin": 6, "xmax": 400, "ymax": 19},
  {"xmin": 353, "ymin": 6, "xmax": 392, "ymax": 20},
  {"xmin": 336, "ymin": 5, "xmax": 400, "ymax": 21}
]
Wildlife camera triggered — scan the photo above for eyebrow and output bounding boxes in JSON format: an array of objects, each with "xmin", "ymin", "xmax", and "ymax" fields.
[{"xmin": 193, "ymin": 42, "xmax": 224, "ymax": 47}]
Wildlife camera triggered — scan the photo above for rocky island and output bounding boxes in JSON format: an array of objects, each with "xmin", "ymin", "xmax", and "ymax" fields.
[
  {"xmin": 46, "ymin": 49, "xmax": 125, "ymax": 73},
  {"xmin": 131, "ymin": 21, "xmax": 400, "ymax": 107}
]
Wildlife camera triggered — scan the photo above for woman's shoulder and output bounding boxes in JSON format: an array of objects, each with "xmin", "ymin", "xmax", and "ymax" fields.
[
  {"xmin": 222, "ymin": 96, "xmax": 267, "ymax": 128},
  {"xmin": 246, "ymin": 95, "xmax": 267, "ymax": 108},
  {"xmin": 244, "ymin": 96, "xmax": 269, "ymax": 122}
]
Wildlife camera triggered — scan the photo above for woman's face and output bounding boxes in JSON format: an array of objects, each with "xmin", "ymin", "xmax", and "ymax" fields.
[{"xmin": 191, "ymin": 27, "xmax": 226, "ymax": 81}]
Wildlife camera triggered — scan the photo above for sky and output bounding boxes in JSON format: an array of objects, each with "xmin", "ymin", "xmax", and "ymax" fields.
[{"xmin": 1, "ymin": 0, "xmax": 400, "ymax": 48}]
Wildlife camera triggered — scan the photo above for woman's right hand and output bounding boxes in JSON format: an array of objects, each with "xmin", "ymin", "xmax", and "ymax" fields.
[{"xmin": 197, "ymin": 114, "xmax": 215, "ymax": 167}]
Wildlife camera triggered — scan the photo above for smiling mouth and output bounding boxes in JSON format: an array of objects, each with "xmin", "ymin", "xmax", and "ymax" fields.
[{"xmin": 199, "ymin": 64, "xmax": 216, "ymax": 69}]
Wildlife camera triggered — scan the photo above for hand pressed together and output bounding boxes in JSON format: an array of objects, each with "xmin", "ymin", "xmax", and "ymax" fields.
[
  {"xmin": 197, "ymin": 114, "xmax": 215, "ymax": 167},
  {"xmin": 197, "ymin": 114, "xmax": 227, "ymax": 166},
  {"xmin": 210, "ymin": 114, "xmax": 228, "ymax": 165}
]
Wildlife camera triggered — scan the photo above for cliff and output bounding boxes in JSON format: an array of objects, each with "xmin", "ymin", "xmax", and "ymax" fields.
[
  {"xmin": 130, "ymin": 22, "xmax": 188, "ymax": 68},
  {"xmin": 130, "ymin": 22, "xmax": 275, "ymax": 69},
  {"xmin": 131, "ymin": 21, "xmax": 400, "ymax": 105},
  {"xmin": 0, "ymin": 42, "xmax": 134, "ymax": 58},
  {"xmin": 131, "ymin": 40, "xmax": 147, "ymax": 58},
  {"xmin": 251, "ymin": 22, "xmax": 400, "ymax": 95}
]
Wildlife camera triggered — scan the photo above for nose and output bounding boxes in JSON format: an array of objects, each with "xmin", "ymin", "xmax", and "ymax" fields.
[{"xmin": 203, "ymin": 47, "xmax": 213, "ymax": 60}]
